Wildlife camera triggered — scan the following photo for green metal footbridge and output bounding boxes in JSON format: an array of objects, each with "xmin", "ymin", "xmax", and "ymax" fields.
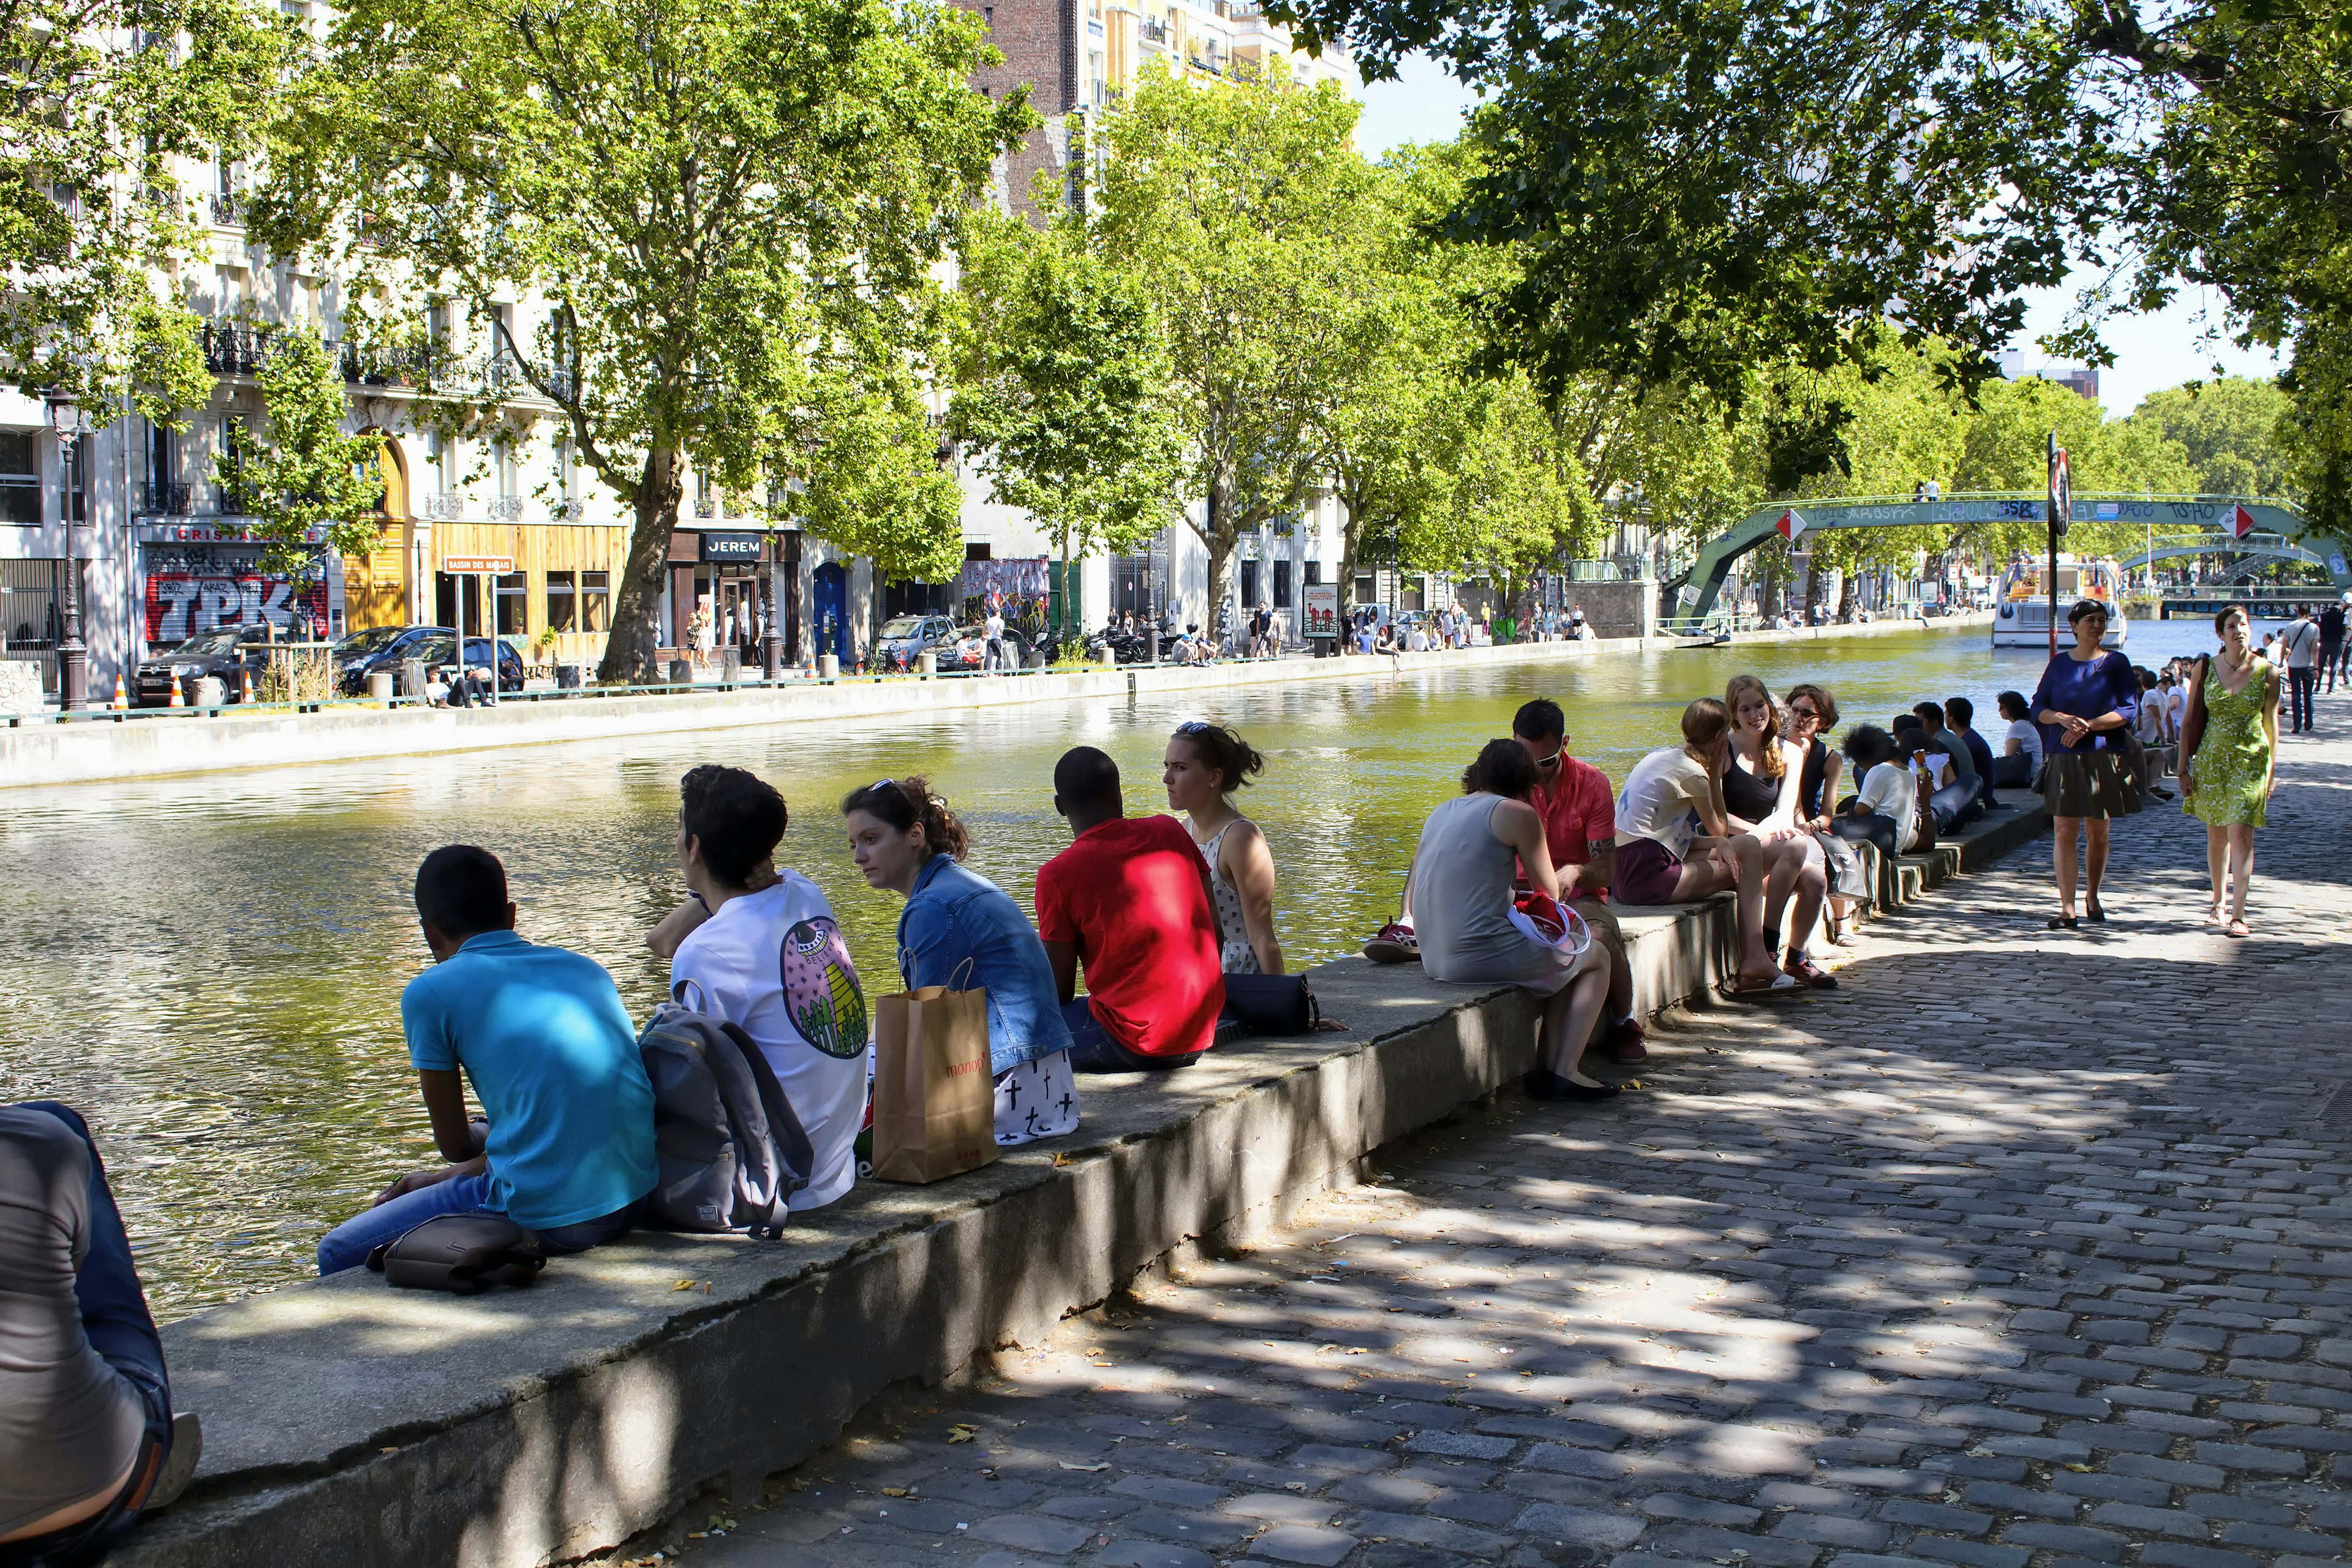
[{"xmin": 1669, "ymin": 492, "xmax": 2348, "ymax": 628}]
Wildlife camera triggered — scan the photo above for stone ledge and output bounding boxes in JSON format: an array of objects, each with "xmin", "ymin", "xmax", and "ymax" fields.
[{"xmin": 101, "ymin": 805, "xmax": 2041, "ymax": 1568}]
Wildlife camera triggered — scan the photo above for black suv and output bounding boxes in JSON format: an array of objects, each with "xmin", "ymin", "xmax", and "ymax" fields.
[{"xmin": 133, "ymin": 624, "xmax": 284, "ymax": 707}]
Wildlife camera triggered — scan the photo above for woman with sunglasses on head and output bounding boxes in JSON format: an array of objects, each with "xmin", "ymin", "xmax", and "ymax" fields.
[
  {"xmin": 1163, "ymin": 721, "xmax": 1283, "ymax": 974},
  {"xmin": 1784, "ymin": 683, "xmax": 1863, "ymax": 948},
  {"xmin": 2179, "ymin": 605, "xmax": 2279, "ymax": 939},
  {"xmin": 1721, "ymin": 675, "xmax": 1835, "ymax": 987},
  {"xmin": 842, "ymin": 777, "xmax": 1079, "ymax": 1148},
  {"xmin": 2029, "ymin": 598, "xmax": 2142, "ymax": 929}
]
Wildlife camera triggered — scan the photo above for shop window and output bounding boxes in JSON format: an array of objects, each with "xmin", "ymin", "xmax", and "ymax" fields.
[
  {"xmin": 0, "ymin": 432, "xmax": 36, "ymax": 526},
  {"xmin": 1273, "ymin": 559, "xmax": 1292, "ymax": 609},
  {"xmin": 546, "ymin": 571, "xmax": 576, "ymax": 631},
  {"xmin": 495, "ymin": 571, "xmax": 526, "ymax": 634},
  {"xmin": 581, "ymin": 570, "xmax": 610, "ymax": 632}
]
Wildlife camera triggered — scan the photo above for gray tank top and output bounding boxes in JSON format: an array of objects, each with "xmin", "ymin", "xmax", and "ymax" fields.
[{"xmin": 1411, "ymin": 794, "xmax": 1521, "ymax": 980}]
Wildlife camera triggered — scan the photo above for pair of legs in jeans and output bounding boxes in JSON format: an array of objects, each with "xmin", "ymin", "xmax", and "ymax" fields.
[
  {"xmin": 2287, "ymin": 665, "xmax": 2316, "ymax": 732},
  {"xmin": 315, "ymin": 1175, "xmax": 643, "ymax": 1277},
  {"xmin": 6, "ymin": 1104, "xmax": 178, "ymax": 1568},
  {"xmin": 1059, "ymin": 997, "xmax": 1239, "ymax": 1072}
]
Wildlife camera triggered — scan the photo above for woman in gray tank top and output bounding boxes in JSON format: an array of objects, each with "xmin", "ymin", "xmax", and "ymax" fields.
[
  {"xmin": 1164, "ymin": 721, "xmax": 1284, "ymax": 974},
  {"xmin": 1402, "ymin": 739, "xmax": 1616, "ymax": 1099}
]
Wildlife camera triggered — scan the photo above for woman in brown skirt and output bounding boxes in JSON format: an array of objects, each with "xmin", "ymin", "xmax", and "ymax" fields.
[{"xmin": 2028, "ymin": 599, "xmax": 2142, "ymax": 928}]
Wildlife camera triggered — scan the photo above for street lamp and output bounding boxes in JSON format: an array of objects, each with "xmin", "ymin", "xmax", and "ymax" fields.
[{"xmin": 45, "ymin": 393, "xmax": 94, "ymax": 712}]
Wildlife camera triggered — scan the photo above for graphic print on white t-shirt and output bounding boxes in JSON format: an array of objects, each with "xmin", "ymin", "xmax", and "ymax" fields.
[{"xmin": 671, "ymin": 873, "xmax": 870, "ymax": 1211}]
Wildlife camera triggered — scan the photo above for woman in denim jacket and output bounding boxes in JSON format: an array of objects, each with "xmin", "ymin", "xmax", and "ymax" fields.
[{"xmin": 842, "ymin": 777, "xmax": 1079, "ymax": 1147}]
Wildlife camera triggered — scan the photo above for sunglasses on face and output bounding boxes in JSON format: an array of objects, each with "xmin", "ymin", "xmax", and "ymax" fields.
[
  {"xmin": 1535, "ymin": 751, "xmax": 1561, "ymax": 769},
  {"xmin": 1789, "ymin": 706, "xmax": 1819, "ymax": 722}
]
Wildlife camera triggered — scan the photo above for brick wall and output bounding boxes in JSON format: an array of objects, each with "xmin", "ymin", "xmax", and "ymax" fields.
[{"xmin": 955, "ymin": 0, "xmax": 1074, "ymax": 221}]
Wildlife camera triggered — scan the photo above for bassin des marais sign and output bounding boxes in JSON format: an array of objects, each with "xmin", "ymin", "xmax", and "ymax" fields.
[{"xmin": 699, "ymin": 532, "xmax": 764, "ymax": 562}]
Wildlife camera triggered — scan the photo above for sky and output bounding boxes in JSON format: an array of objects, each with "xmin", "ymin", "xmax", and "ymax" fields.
[{"xmin": 1349, "ymin": 58, "xmax": 2288, "ymax": 420}]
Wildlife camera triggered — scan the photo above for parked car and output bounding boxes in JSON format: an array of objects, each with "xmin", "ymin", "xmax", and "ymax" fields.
[
  {"xmin": 132, "ymin": 624, "xmax": 285, "ymax": 707},
  {"xmin": 336, "ymin": 625, "xmax": 456, "ymax": 695},
  {"xmin": 875, "ymin": 613, "xmax": 959, "ymax": 672},
  {"xmin": 408, "ymin": 632, "xmax": 526, "ymax": 695}
]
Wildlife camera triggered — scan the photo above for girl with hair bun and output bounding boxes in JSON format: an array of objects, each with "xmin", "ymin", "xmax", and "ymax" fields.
[
  {"xmin": 842, "ymin": 776, "xmax": 1079, "ymax": 1148},
  {"xmin": 1162, "ymin": 720, "xmax": 1284, "ymax": 974}
]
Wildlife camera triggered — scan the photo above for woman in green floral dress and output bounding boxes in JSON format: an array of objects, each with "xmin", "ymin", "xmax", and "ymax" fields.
[{"xmin": 2180, "ymin": 606, "xmax": 2280, "ymax": 939}]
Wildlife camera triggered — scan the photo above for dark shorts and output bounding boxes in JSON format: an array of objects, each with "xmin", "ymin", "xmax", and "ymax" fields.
[
  {"xmin": 1060, "ymin": 997, "xmax": 1220, "ymax": 1073},
  {"xmin": 1612, "ymin": 838, "xmax": 1686, "ymax": 907}
]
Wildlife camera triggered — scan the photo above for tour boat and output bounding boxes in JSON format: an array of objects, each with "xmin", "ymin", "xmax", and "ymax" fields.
[{"xmin": 1991, "ymin": 557, "xmax": 2127, "ymax": 649}]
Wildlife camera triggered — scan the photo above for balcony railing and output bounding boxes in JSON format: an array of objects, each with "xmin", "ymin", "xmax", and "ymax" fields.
[
  {"xmin": 418, "ymin": 491, "xmax": 468, "ymax": 520},
  {"xmin": 204, "ymin": 321, "xmax": 275, "ymax": 376},
  {"xmin": 487, "ymin": 496, "xmax": 524, "ymax": 521},
  {"xmin": 549, "ymin": 499, "xmax": 584, "ymax": 522},
  {"xmin": 695, "ymin": 494, "xmax": 715, "ymax": 518},
  {"xmin": 1140, "ymin": 18, "xmax": 1167, "ymax": 40},
  {"xmin": 209, "ymin": 192, "xmax": 244, "ymax": 226},
  {"xmin": 339, "ymin": 341, "xmax": 575, "ymax": 403},
  {"xmin": 143, "ymin": 482, "xmax": 194, "ymax": 516}
]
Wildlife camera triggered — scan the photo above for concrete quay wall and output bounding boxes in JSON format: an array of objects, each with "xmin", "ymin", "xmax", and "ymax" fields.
[
  {"xmin": 1, "ymin": 612, "xmax": 1993, "ymax": 791},
  {"xmin": 104, "ymin": 799, "xmax": 2040, "ymax": 1568}
]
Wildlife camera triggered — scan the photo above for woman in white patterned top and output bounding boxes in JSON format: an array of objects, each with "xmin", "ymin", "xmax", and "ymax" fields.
[{"xmin": 1162, "ymin": 720, "xmax": 1284, "ymax": 974}]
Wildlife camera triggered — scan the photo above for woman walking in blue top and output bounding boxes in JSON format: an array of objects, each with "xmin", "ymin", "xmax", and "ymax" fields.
[
  {"xmin": 2029, "ymin": 599, "xmax": 2141, "ymax": 929},
  {"xmin": 842, "ymin": 778, "xmax": 1079, "ymax": 1147}
]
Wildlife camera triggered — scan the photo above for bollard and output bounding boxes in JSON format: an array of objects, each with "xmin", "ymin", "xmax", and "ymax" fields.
[
  {"xmin": 192, "ymin": 676, "xmax": 227, "ymax": 708},
  {"xmin": 917, "ymin": 649, "xmax": 936, "ymax": 676},
  {"xmin": 366, "ymin": 671, "xmax": 394, "ymax": 702},
  {"xmin": 1099, "ymin": 646, "xmax": 1117, "ymax": 669},
  {"xmin": 817, "ymin": 653, "xmax": 840, "ymax": 679},
  {"xmin": 666, "ymin": 658, "xmax": 692, "ymax": 685}
]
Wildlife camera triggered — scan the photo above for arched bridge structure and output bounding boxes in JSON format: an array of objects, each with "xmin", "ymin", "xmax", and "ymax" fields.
[
  {"xmin": 2118, "ymin": 534, "xmax": 2336, "ymax": 582},
  {"xmin": 1673, "ymin": 493, "xmax": 2348, "ymax": 624}
]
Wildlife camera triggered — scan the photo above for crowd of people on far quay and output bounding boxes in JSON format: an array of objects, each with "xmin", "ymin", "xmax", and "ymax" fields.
[{"xmin": 1, "ymin": 593, "xmax": 2317, "ymax": 1564}]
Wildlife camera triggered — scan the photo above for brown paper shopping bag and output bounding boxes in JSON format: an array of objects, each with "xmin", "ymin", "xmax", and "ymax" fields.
[{"xmin": 870, "ymin": 974, "xmax": 998, "ymax": 1184}]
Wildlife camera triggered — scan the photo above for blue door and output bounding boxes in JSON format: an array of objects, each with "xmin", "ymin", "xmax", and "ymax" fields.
[{"xmin": 814, "ymin": 562, "xmax": 848, "ymax": 661}]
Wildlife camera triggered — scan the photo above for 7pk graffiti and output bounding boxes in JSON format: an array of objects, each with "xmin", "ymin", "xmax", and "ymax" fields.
[{"xmin": 145, "ymin": 575, "xmax": 328, "ymax": 644}]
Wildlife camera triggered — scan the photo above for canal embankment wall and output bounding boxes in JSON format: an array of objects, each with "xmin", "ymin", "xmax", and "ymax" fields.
[
  {"xmin": 105, "ymin": 794, "xmax": 2040, "ymax": 1568},
  {"xmin": 1, "ymin": 612, "xmax": 1993, "ymax": 790}
]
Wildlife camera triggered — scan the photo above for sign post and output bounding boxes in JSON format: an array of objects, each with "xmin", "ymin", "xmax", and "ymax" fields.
[
  {"xmin": 2045, "ymin": 434, "xmax": 2070, "ymax": 655},
  {"xmin": 442, "ymin": 555, "xmax": 513, "ymax": 706}
]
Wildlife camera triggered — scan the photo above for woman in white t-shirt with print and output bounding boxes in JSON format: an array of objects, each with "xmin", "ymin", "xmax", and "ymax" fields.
[
  {"xmin": 1831, "ymin": 725, "xmax": 1920, "ymax": 859},
  {"xmin": 1992, "ymin": 690, "xmax": 2042, "ymax": 791},
  {"xmin": 1612, "ymin": 697, "xmax": 1798, "ymax": 995}
]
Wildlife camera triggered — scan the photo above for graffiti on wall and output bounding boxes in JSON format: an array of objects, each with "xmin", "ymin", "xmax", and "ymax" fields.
[{"xmin": 145, "ymin": 574, "xmax": 330, "ymax": 644}]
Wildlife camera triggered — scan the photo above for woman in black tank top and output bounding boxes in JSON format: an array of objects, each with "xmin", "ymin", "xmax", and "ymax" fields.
[{"xmin": 1724, "ymin": 674, "xmax": 1837, "ymax": 988}]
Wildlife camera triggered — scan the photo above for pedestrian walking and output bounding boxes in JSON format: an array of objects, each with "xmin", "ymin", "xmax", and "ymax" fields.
[
  {"xmin": 2278, "ymin": 605, "xmax": 2320, "ymax": 733},
  {"xmin": 2179, "ymin": 606, "xmax": 2280, "ymax": 940},
  {"xmin": 2321, "ymin": 595, "xmax": 2348, "ymax": 693},
  {"xmin": 2029, "ymin": 598, "xmax": 2141, "ymax": 929}
]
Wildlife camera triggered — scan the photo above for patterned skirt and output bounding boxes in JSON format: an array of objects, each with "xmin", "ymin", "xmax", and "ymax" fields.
[{"xmin": 2041, "ymin": 749, "xmax": 2140, "ymax": 820}]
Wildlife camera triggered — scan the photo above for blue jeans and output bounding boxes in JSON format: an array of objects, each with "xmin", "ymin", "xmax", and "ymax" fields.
[
  {"xmin": 316, "ymin": 1173, "xmax": 643, "ymax": 1276},
  {"xmin": 1059, "ymin": 997, "xmax": 1238, "ymax": 1072},
  {"xmin": 7, "ymin": 1104, "xmax": 174, "ymax": 1568}
]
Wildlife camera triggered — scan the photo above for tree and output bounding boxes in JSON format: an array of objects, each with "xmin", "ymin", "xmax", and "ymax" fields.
[
  {"xmin": 1089, "ymin": 60, "xmax": 1373, "ymax": 627},
  {"xmin": 948, "ymin": 206, "xmax": 1181, "ymax": 623},
  {"xmin": 255, "ymin": 0, "xmax": 1030, "ymax": 680},
  {"xmin": 1407, "ymin": 372, "xmax": 1596, "ymax": 621},
  {"xmin": 2122, "ymin": 378, "xmax": 2296, "ymax": 500},
  {"xmin": 222, "ymin": 326, "xmax": 388, "ymax": 578},
  {"xmin": 0, "ymin": 0, "xmax": 285, "ymax": 420}
]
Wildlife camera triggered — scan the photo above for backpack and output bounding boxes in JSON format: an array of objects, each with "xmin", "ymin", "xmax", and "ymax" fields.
[
  {"xmin": 637, "ymin": 1002, "xmax": 815, "ymax": 1239},
  {"xmin": 368, "ymin": 1213, "xmax": 545, "ymax": 1294}
]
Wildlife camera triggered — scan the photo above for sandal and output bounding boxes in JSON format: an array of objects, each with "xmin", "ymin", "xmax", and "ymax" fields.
[
  {"xmin": 1784, "ymin": 954, "xmax": 1840, "ymax": 990},
  {"xmin": 2203, "ymin": 902, "xmax": 2222, "ymax": 926},
  {"xmin": 1721, "ymin": 971, "xmax": 1802, "ymax": 998},
  {"xmin": 2047, "ymin": 915, "xmax": 2078, "ymax": 930},
  {"xmin": 2084, "ymin": 898, "xmax": 2108, "ymax": 924},
  {"xmin": 2226, "ymin": 918, "xmax": 2251, "ymax": 940}
]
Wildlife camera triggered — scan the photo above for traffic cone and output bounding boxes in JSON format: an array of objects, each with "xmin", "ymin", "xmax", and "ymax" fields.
[
  {"xmin": 111, "ymin": 674, "xmax": 127, "ymax": 710},
  {"xmin": 241, "ymin": 667, "xmax": 255, "ymax": 704},
  {"xmin": 168, "ymin": 674, "xmax": 183, "ymax": 709}
]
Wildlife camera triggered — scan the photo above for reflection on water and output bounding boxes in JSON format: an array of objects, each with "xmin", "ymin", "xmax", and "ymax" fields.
[{"xmin": 2, "ymin": 622, "xmax": 2230, "ymax": 1317}]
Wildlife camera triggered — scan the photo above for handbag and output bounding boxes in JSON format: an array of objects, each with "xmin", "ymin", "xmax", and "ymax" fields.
[
  {"xmin": 1221, "ymin": 973, "xmax": 1320, "ymax": 1034},
  {"xmin": 366, "ymin": 1213, "xmax": 546, "ymax": 1294},
  {"xmin": 1507, "ymin": 889, "xmax": 1591, "ymax": 959},
  {"xmin": 870, "ymin": 959, "xmax": 998, "ymax": 1184},
  {"xmin": 1810, "ymin": 828, "xmax": 1871, "ymax": 902}
]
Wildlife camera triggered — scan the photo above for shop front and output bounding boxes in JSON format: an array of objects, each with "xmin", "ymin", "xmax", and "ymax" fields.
[
  {"xmin": 667, "ymin": 527, "xmax": 780, "ymax": 662},
  {"xmin": 137, "ymin": 521, "xmax": 343, "ymax": 646}
]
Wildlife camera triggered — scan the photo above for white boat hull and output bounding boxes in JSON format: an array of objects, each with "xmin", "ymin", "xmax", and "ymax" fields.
[{"xmin": 1991, "ymin": 600, "xmax": 2127, "ymax": 649}]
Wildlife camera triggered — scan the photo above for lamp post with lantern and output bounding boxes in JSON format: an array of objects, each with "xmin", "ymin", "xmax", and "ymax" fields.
[{"xmin": 45, "ymin": 393, "xmax": 94, "ymax": 712}]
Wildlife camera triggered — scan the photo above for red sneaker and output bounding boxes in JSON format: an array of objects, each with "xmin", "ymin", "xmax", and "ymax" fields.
[
  {"xmin": 1363, "ymin": 921, "xmax": 1419, "ymax": 964},
  {"xmin": 1605, "ymin": 1017, "xmax": 1648, "ymax": 1063}
]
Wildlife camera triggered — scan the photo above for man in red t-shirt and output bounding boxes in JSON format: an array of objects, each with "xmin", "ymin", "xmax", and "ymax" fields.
[
  {"xmin": 1033, "ymin": 747, "xmax": 1227, "ymax": 1071},
  {"xmin": 1513, "ymin": 699, "xmax": 1642, "ymax": 1061}
]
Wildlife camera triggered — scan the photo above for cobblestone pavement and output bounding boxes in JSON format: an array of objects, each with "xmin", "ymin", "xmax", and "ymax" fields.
[{"xmin": 655, "ymin": 727, "xmax": 2352, "ymax": 1568}]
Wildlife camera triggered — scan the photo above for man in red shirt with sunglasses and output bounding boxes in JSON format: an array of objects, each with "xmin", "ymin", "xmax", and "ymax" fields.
[{"xmin": 1513, "ymin": 699, "xmax": 1643, "ymax": 1061}]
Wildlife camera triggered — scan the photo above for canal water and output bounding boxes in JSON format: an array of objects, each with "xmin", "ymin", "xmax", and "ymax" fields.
[{"xmin": 2, "ymin": 617, "xmax": 2253, "ymax": 1318}]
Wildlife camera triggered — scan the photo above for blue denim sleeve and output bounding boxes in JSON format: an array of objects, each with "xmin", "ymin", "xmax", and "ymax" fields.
[{"xmin": 899, "ymin": 895, "xmax": 970, "ymax": 992}]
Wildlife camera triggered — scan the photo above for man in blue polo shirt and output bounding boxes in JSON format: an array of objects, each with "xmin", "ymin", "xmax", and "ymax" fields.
[{"xmin": 317, "ymin": 846, "xmax": 656, "ymax": 1275}]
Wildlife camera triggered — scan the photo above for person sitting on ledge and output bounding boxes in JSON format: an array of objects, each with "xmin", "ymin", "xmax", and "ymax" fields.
[
  {"xmin": 1, "ymin": 1102, "xmax": 197, "ymax": 1563},
  {"xmin": 317, "ymin": 845, "xmax": 657, "ymax": 1275},
  {"xmin": 671, "ymin": 767, "xmax": 869, "ymax": 1212},
  {"xmin": 1611, "ymin": 698, "xmax": 1796, "ymax": 995},
  {"xmin": 1992, "ymin": 689, "xmax": 2041, "ymax": 791},
  {"xmin": 1943, "ymin": 695, "xmax": 1998, "ymax": 809},
  {"xmin": 1035, "ymin": 746, "xmax": 1229, "ymax": 1072},
  {"xmin": 1830, "ymin": 724, "xmax": 1920, "ymax": 859}
]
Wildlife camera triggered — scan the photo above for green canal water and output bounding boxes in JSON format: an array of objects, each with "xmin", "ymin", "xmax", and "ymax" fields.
[{"xmin": 2, "ymin": 620, "xmax": 2234, "ymax": 1318}]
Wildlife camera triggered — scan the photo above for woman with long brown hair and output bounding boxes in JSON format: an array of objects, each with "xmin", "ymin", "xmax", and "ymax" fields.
[{"xmin": 1721, "ymin": 675, "xmax": 1833, "ymax": 985}]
